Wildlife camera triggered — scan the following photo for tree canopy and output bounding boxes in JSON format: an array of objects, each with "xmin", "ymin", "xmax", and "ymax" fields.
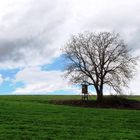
[{"xmin": 63, "ymin": 32, "xmax": 138, "ymax": 101}]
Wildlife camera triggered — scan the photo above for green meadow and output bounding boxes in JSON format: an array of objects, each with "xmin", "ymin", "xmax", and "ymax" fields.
[{"xmin": 0, "ymin": 95, "xmax": 139, "ymax": 140}]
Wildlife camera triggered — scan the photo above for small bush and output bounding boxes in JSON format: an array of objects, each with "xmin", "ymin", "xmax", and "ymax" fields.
[{"xmin": 102, "ymin": 95, "xmax": 128, "ymax": 103}]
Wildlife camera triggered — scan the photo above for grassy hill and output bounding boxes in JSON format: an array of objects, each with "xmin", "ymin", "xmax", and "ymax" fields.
[{"xmin": 0, "ymin": 95, "xmax": 139, "ymax": 140}]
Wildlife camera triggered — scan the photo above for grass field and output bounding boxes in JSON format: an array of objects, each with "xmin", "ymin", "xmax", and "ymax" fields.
[{"xmin": 0, "ymin": 95, "xmax": 139, "ymax": 140}]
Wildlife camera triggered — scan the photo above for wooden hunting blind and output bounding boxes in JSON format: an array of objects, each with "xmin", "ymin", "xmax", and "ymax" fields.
[{"xmin": 81, "ymin": 84, "xmax": 88, "ymax": 100}]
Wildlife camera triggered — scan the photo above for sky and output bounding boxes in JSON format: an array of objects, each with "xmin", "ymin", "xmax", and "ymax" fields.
[{"xmin": 0, "ymin": 0, "xmax": 140, "ymax": 95}]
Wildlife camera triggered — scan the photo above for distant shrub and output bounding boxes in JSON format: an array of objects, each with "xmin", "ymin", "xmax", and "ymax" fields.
[{"xmin": 100, "ymin": 95, "xmax": 129, "ymax": 104}]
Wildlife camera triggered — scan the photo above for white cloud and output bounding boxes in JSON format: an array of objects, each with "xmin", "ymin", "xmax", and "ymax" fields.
[
  {"xmin": 0, "ymin": 0, "xmax": 71, "ymax": 68},
  {"xmin": 0, "ymin": 74, "xmax": 4, "ymax": 85},
  {"xmin": 0, "ymin": 0, "xmax": 140, "ymax": 68},
  {"xmin": 13, "ymin": 64, "xmax": 140, "ymax": 95},
  {"xmin": 0, "ymin": 0, "xmax": 140, "ymax": 95},
  {"xmin": 129, "ymin": 72, "xmax": 140, "ymax": 95},
  {"xmin": 127, "ymin": 49, "xmax": 140, "ymax": 95},
  {"xmin": 13, "ymin": 67, "xmax": 78, "ymax": 94}
]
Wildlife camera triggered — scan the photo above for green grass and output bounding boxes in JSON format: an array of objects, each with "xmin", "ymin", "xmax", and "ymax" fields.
[
  {"xmin": 128, "ymin": 95, "xmax": 140, "ymax": 101},
  {"xmin": 0, "ymin": 95, "xmax": 139, "ymax": 140}
]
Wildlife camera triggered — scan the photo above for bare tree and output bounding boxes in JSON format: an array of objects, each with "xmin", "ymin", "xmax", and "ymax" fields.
[{"xmin": 63, "ymin": 32, "xmax": 138, "ymax": 101}]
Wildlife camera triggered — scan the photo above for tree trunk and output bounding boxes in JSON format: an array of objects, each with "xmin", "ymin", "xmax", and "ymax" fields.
[
  {"xmin": 97, "ymin": 92, "xmax": 103, "ymax": 102},
  {"xmin": 95, "ymin": 86, "xmax": 103, "ymax": 102}
]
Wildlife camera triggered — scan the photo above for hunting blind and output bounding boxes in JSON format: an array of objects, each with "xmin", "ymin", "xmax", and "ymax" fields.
[{"xmin": 81, "ymin": 84, "xmax": 88, "ymax": 100}]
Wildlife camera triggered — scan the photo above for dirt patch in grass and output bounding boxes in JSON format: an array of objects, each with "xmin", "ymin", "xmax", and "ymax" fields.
[{"xmin": 49, "ymin": 96, "xmax": 140, "ymax": 110}]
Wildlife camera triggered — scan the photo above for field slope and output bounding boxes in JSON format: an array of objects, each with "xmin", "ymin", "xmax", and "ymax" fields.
[{"xmin": 0, "ymin": 95, "xmax": 139, "ymax": 140}]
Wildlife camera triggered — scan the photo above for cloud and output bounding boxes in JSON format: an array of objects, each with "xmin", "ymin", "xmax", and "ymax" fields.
[
  {"xmin": 0, "ymin": 74, "xmax": 4, "ymax": 85},
  {"xmin": 127, "ymin": 49, "xmax": 140, "ymax": 95},
  {"xmin": 0, "ymin": 0, "xmax": 71, "ymax": 68},
  {"xmin": 0, "ymin": 0, "xmax": 140, "ymax": 95},
  {"xmin": 0, "ymin": 0, "xmax": 140, "ymax": 69},
  {"xmin": 13, "ymin": 67, "xmax": 78, "ymax": 94}
]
